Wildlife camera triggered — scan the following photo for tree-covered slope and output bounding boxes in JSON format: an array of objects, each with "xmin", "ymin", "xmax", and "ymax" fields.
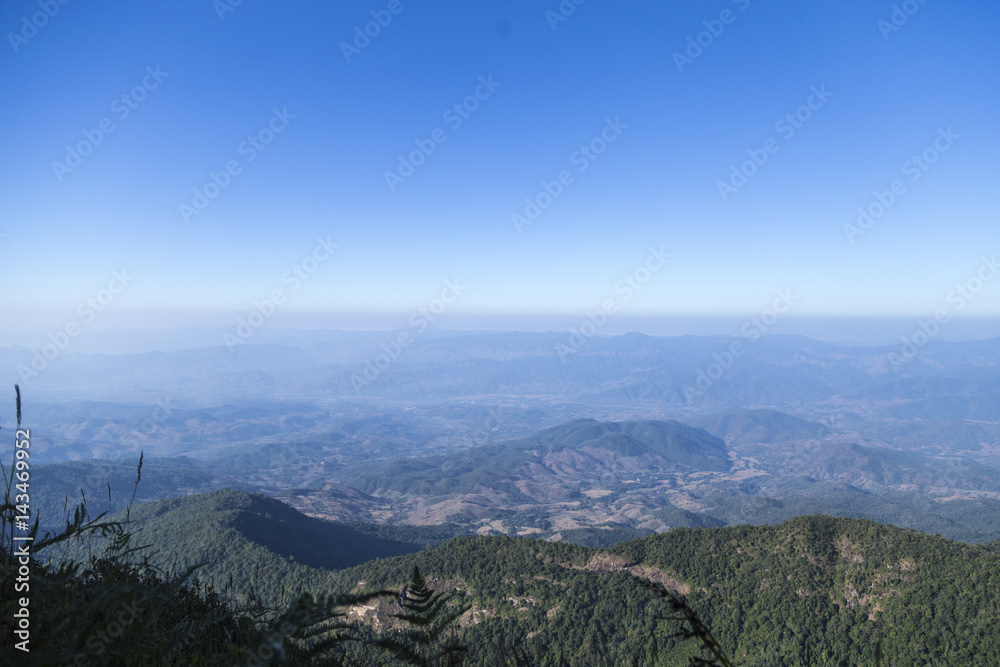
[
  {"xmin": 684, "ymin": 408, "xmax": 831, "ymax": 445},
  {"xmin": 515, "ymin": 419, "xmax": 729, "ymax": 468},
  {"xmin": 61, "ymin": 489, "xmax": 464, "ymax": 603},
  {"xmin": 341, "ymin": 419, "xmax": 730, "ymax": 501},
  {"xmin": 611, "ymin": 515, "xmax": 1000, "ymax": 665},
  {"xmin": 56, "ymin": 490, "xmax": 1000, "ymax": 664},
  {"xmin": 338, "ymin": 515, "xmax": 1000, "ymax": 666}
]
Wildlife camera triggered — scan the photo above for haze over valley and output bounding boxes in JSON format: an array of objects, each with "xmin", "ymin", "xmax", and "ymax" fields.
[{"xmin": 15, "ymin": 329, "xmax": 1000, "ymax": 548}]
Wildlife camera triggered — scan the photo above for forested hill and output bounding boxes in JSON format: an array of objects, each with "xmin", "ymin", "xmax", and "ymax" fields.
[
  {"xmin": 59, "ymin": 489, "xmax": 466, "ymax": 603},
  {"xmin": 512, "ymin": 419, "xmax": 729, "ymax": 465},
  {"xmin": 341, "ymin": 418, "xmax": 730, "ymax": 500},
  {"xmin": 683, "ymin": 408, "xmax": 831, "ymax": 444},
  {"xmin": 61, "ymin": 490, "xmax": 1000, "ymax": 664},
  {"xmin": 339, "ymin": 514, "xmax": 1000, "ymax": 665}
]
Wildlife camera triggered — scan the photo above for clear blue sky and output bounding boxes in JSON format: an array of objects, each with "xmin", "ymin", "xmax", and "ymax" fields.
[{"xmin": 1, "ymin": 0, "xmax": 998, "ymax": 335}]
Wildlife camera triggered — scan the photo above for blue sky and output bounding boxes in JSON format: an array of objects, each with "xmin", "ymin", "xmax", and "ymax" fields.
[{"xmin": 1, "ymin": 0, "xmax": 998, "ymax": 337}]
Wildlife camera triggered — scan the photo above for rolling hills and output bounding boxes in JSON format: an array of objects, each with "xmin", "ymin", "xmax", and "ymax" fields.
[
  {"xmin": 684, "ymin": 408, "xmax": 831, "ymax": 444},
  {"xmin": 15, "ymin": 332, "xmax": 1000, "ymax": 549},
  {"xmin": 336, "ymin": 513, "xmax": 1000, "ymax": 664},
  {"xmin": 330, "ymin": 419, "xmax": 736, "ymax": 531},
  {"xmin": 33, "ymin": 410, "xmax": 1000, "ymax": 545},
  {"xmin": 343, "ymin": 418, "xmax": 730, "ymax": 500},
  {"xmin": 68, "ymin": 490, "xmax": 1000, "ymax": 665},
  {"xmin": 56, "ymin": 489, "xmax": 466, "ymax": 603}
]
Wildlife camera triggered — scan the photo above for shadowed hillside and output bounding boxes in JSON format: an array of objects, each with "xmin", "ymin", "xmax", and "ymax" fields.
[
  {"xmin": 342, "ymin": 419, "xmax": 730, "ymax": 501},
  {"xmin": 684, "ymin": 408, "xmax": 831, "ymax": 444},
  {"xmin": 59, "ymin": 489, "xmax": 465, "ymax": 602}
]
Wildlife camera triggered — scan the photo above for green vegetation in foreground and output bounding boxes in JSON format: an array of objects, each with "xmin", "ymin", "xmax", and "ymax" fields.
[
  {"xmin": 332, "ymin": 516, "xmax": 1000, "ymax": 665},
  {"xmin": 43, "ymin": 487, "xmax": 1000, "ymax": 665},
  {"xmin": 54, "ymin": 487, "xmax": 461, "ymax": 604}
]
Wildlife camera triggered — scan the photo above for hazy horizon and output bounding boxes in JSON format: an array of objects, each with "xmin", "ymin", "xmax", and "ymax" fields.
[{"xmin": 1, "ymin": 315, "xmax": 999, "ymax": 358}]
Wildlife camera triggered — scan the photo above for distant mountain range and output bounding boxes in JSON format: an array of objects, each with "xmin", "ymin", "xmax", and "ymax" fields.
[{"xmin": 9, "ymin": 332, "xmax": 1000, "ymax": 415}]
